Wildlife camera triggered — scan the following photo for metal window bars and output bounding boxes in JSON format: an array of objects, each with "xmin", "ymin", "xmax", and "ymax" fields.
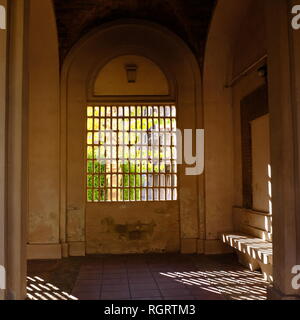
[{"xmin": 86, "ymin": 105, "xmax": 178, "ymax": 202}]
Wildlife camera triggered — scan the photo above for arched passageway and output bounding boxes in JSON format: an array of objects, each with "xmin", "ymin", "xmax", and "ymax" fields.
[{"xmin": 1, "ymin": 0, "xmax": 300, "ymax": 300}]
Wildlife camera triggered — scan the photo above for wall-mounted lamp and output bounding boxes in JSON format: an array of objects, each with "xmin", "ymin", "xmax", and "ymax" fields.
[
  {"xmin": 257, "ymin": 65, "xmax": 268, "ymax": 79},
  {"xmin": 125, "ymin": 64, "xmax": 138, "ymax": 83}
]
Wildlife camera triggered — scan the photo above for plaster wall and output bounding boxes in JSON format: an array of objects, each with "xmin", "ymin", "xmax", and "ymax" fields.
[
  {"xmin": 27, "ymin": 0, "xmax": 60, "ymax": 246},
  {"xmin": 203, "ymin": 0, "xmax": 253, "ymax": 245},
  {"xmin": 94, "ymin": 55, "xmax": 169, "ymax": 96},
  {"xmin": 251, "ymin": 115, "xmax": 271, "ymax": 213},
  {"xmin": 204, "ymin": 0, "xmax": 268, "ymax": 252},
  {"xmin": 231, "ymin": 0, "xmax": 267, "ymax": 210}
]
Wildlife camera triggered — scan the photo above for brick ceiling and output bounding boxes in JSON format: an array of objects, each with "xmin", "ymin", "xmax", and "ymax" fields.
[{"xmin": 54, "ymin": 0, "xmax": 216, "ymax": 67}]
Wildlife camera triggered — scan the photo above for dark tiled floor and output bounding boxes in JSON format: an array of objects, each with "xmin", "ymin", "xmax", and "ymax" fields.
[{"xmin": 27, "ymin": 254, "xmax": 268, "ymax": 301}]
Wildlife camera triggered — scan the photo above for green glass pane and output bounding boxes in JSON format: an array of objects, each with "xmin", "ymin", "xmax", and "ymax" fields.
[
  {"xmin": 124, "ymin": 161, "xmax": 129, "ymax": 173},
  {"xmin": 106, "ymin": 189, "xmax": 111, "ymax": 201},
  {"xmin": 130, "ymin": 162, "xmax": 136, "ymax": 173},
  {"xmin": 100, "ymin": 162, "xmax": 106, "ymax": 173},
  {"xmin": 94, "ymin": 175, "xmax": 99, "ymax": 188},
  {"xmin": 130, "ymin": 189, "xmax": 135, "ymax": 201},
  {"xmin": 87, "ymin": 175, "xmax": 93, "ymax": 188},
  {"xmin": 100, "ymin": 190, "xmax": 105, "ymax": 201},
  {"xmin": 130, "ymin": 175, "xmax": 135, "ymax": 187},
  {"xmin": 136, "ymin": 175, "xmax": 141, "ymax": 187},
  {"xmin": 87, "ymin": 161, "xmax": 93, "ymax": 174},
  {"xmin": 136, "ymin": 161, "xmax": 141, "ymax": 173},
  {"xmin": 124, "ymin": 189, "xmax": 129, "ymax": 201},
  {"xmin": 94, "ymin": 190, "xmax": 99, "ymax": 202},
  {"xmin": 124, "ymin": 174, "xmax": 129, "ymax": 188},
  {"xmin": 136, "ymin": 189, "xmax": 141, "ymax": 201},
  {"xmin": 100, "ymin": 175, "xmax": 105, "ymax": 187},
  {"xmin": 87, "ymin": 190, "xmax": 93, "ymax": 202},
  {"xmin": 94, "ymin": 147, "xmax": 99, "ymax": 160},
  {"xmin": 87, "ymin": 147, "xmax": 93, "ymax": 159},
  {"xmin": 94, "ymin": 161, "xmax": 100, "ymax": 174}
]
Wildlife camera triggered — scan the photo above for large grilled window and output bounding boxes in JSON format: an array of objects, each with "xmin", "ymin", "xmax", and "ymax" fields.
[{"xmin": 86, "ymin": 105, "xmax": 178, "ymax": 202}]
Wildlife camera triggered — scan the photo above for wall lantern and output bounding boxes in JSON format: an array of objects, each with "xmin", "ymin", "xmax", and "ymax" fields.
[
  {"xmin": 257, "ymin": 65, "xmax": 268, "ymax": 79},
  {"xmin": 125, "ymin": 64, "xmax": 138, "ymax": 83}
]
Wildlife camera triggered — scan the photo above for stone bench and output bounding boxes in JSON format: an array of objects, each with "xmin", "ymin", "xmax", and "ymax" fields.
[{"xmin": 222, "ymin": 232, "xmax": 273, "ymax": 281}]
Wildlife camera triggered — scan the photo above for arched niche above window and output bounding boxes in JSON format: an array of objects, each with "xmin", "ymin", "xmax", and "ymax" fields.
[{"xmin": 93, "ymin": 55, "xmax": 170, "ymax": 96}]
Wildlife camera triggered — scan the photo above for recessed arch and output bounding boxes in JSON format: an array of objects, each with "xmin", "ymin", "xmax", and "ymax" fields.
[
  {"xmin": 92, "ymin": 54, "xmax": 170, "ymax": 97},
  {"xmin": 61, "ymin": 19, "xmax": 204, "ymax": 255}
]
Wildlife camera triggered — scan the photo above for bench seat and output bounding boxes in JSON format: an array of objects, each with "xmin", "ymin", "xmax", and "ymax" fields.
[{"xmin": 222, "ymin": 232, "xmax": 273, "ymax": 281}]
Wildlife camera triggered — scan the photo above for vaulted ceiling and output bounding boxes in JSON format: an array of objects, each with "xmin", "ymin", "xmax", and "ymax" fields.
[{"xmin": 53, "ymin": 0, "xmax": 216, "ymax": 68}]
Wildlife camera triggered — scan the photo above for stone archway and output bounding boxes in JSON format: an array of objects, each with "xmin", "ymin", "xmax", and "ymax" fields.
[{"xmin": 61, "ymin": 20, "xmax": 204, "ymax": 256}]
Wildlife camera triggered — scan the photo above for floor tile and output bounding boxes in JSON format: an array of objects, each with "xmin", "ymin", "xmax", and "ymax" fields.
[
  {"xmin": 27, "ymin": 254, "xmax": 268, "ymax": 301},
  {"xmin": 131, "ymin": 289, "xmax": 162, "ymax": 299}
]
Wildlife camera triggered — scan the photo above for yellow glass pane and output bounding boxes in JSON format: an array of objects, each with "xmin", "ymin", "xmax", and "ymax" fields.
[
  {"xmin": 172, "ymin": 119, "xmax": 177, "ymax": 131},
  {"xmin": 112, "ymin": 175, "xmax": 117, "ymax": 188},
  {"xmin": 112, "ymin": 106, "xmax": 118, "ymax": 117},
  {"xmin": 87, "ymin": 132, "xmax": 93, "ymax": 145},
  {"xmin": 94, "ymin": 107, "xmax": 100, "ymax": 117},
  {"xmin": 130, "ymin": 119, "xmax": 136, "ymax": 130},
  {"xmin": 87, "ymin": 118, "xmax": 93, "ymax": 131},
  {"xmin": 87, "ymin": 107, "xmax": 93, "ymax": 117},
  {"xmin": 130, "ymin": 106, "xmax": 136, "ymax": 117},
  {"xmin": 112, "ymin": 119, "xmax": 117, "ymax": 131},
  {"xmin": 94, "ymin": 119, "xmax": 100, "ymax": 131},
  {"xmin": 94, "ymin": 132, "xmax": 99, "ymax": 144},
  {"xmin": 124, "ymin": 106, "xmax": 129, "ymax": 117},
  {"xmin": 87, "ymin": 146, "xmax": 93, "ymax": 159},
  {"xmin": 106, "ymin": 107, "xmax": 111, "ymax": 117},
  {"xmin": 124, "ymin": 119, "xmax": 129, "ymax": 131}
]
